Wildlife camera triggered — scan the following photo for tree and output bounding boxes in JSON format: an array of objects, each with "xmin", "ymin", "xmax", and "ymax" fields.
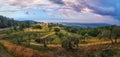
[
  {"xmin": 32, "ymin": 25, "xmax": 42, "ymax": 29},
  {"xmin": 61, "ymin": 35, "xmax": 80, "ymax": 50},
  {"xmin": 54, "ymin": 28, "xmax": 60, "ymax": 35},
  {"xmin": 88, "ymin": 28, "xmax": 100, "ymax": 37},
  {"xmin": 19, "ymin": 22, "xmax": 25, "ymax": 31},
  {"xmin": 0, "ymin": 15, "xmax": 37, "ymax": 30},
  {"xmin": 100, "ymin": 26, "xmax": 120, "ymax": 44},
  {"xmin": 13, "ymin": 26, "xmax": 18, "ymax": 31},
  {"xmin": 101, "ymin": 30, "xmax": 114, "ymax": 43},
  {"xmin": 0, "ymin": 15, "xmax": 19, "ymax": 28},
  {"xmin": 27, "ymin": 21, "xmax": 31, "ymax": 47},
  {"xmin": 62, "ymin": 37, "xmax": 72, "ymax": 50},
  {"xmin": 48, "ymin": 23, "xmax": 53, "ymax": 31},
  {"xmin": 112, "ymin": 26, "xmax": 120, "ymax": 43},
  {"xmin": 64, "ymin": 26, "xmax": 79, "ymax": 33},
  {"xmin": 57, "ymin": 32, "xmax": 65, "ymax": 40},
  {"xmin": 81, "ymin": 31, "xmax": 89, "ymax": 42},
  {"xmin": 97, "ymin": 33, "xmax": 103, "ymax": 39},
  {"xmin": 35, "ymin": 38, "xmax": 47, "ymax": 47},
  {"xmin": 43, "ymin": 39, "xmax": 47, "ymax": 47},
  {"xmin": 69, "ymin": 27, "xmax": 79, "ymax": 33}
]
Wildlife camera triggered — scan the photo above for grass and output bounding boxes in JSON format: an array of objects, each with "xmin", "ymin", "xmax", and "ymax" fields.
[
  {"xmin": 30, "ymin": 45, "xmax": 50, "ymax": 51},
  {"xmin": 1, "ymin": 27, "xmax": 120, "ymax": 57},
  {"xmin": 0, "ymin": 43, "xmax": 13, "ymax": 57},
  {"xmin": 1, "ymin": 38, "xmax": 120, "ymax": 57},
  {"xmin": 0, "ymin": 40, "xmax": 49, "ymax": 57},
  {"xmin": 82, "ymin": 49, "xmax": 118, "ymax": 57},
  {"xmin": 100, "ymin": 49, "xmax": 117, "ymax": 57}
]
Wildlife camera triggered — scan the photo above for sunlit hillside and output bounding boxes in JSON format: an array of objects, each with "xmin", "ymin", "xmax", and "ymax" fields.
[
  {"xmin": 0, "ymin": 0, "xmax": 120, "ymax": 57},
  {"xmin": 0, "ymin": 15, "xmax": 120, "ymax": 57}
]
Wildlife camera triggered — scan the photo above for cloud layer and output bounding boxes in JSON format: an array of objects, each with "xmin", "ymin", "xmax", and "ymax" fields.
[
  {"xmin": 0, "ymin": 0, "xmax": 120, "ymax": 25},
  {"xmin": 48, "ymin": 0, "xmax": 119, "ymax": 18}
]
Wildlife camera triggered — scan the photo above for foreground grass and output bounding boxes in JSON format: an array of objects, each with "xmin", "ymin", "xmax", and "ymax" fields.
[
  {"xmin": 30, "ymin": 40, "xmax": 120, "ymax": 57},
  {"xmin": 0, "ymin": 39, "xmax": 120, "ymax": 57},
  {"xmin": 0, "ymin": 43, "xmax": 13, "ymax": 57},
  {"xmin": 0, "ymin": 40, "xmax": 49, "ymax": 57}
]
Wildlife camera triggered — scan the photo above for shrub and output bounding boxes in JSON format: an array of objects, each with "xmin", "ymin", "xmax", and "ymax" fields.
[{"xmin": 100, "ymin": 49, "xmax": 117, "ymax": 57}]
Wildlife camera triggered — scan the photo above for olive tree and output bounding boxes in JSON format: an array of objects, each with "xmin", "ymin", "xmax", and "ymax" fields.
[
  {"xmin": 112, "ymin": 26, "xmax": 120, "ymax": 43},
  {"xmin": 61, "ymin": 35, "xmax": 80, "ymax": 50},
  {"xmin": 81, "ymin": 32, "xmax": 89, "ymax": 42},
  {"xmin": 100, "ymin": 26, "xmax": 120, "ymax": 44},
  {"xmin": 54, "ymin": 28, "xmax": 60, "ymax": 35}
]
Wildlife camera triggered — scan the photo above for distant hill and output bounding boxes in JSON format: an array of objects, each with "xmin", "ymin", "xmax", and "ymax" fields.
[
  {"xmin": 60, "ymin": 22, "xmax": 112, "ymax": 28},
  {"xmin": 0, "ymin": 15, "xmax": 37, "ymax": 28}
]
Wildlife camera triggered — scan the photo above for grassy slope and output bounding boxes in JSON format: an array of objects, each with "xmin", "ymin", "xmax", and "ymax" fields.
[
  {"xmin": 0, "ymin": 40, "xmax": 49, "ymax": 57},
  {"xmin": 1, "ymin": 26, "xmax": 120, "ymax": 57},
  {"xmin": 0, "ymin": 43, "xmax": 13, "ymax": 57}
]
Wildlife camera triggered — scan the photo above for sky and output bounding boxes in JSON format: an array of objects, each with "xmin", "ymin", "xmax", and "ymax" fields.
[{"xmin": 0, "ymin": 0, "xmax": 120, "ymax": 25}]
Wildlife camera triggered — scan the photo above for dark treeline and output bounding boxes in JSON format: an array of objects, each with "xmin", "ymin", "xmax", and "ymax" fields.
[
  {"xmin": 0, "ymin": 15, "xmax": 37, "ymax": 28},
  {"xmin": 0, "ymin": 15, "xmax": 18, "ymax": 28}
]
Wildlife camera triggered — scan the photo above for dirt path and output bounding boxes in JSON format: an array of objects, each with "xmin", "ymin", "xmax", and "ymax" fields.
[
  {"xmin": 40, "ymin": 32, "xmax": 55, "ymax": 39},
  {"xmin": 30, "ymin": 32, "xmax": 55, "ymax": 43},
  {"xmin": 30, "ymin": 40, "xmax": 112, "ymax": 47},
  {"xmin": 30, "ymin": 31, "xmax": 113, "ymax": 48}
]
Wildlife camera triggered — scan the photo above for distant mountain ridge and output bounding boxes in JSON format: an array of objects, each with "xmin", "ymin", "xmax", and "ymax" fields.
[{"xmin": 60, "ymin": 22, "xmax": 112, "ymax": 28}]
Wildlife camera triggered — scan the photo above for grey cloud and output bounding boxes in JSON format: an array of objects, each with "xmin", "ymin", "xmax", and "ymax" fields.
[
  {"xmin": 49, "ymin": 0, "xmax": 119, "ymax": 20},
  {"xmin": 4, "ymin": 0, "xmax": 42, "ymax": 9},
  {"xmin": 86, "ymin": 4, "xmax": 116, "ymax": 16},
  {"xmin": 49, "ymin": 0, "xmax": 65, "ymax": 5}
]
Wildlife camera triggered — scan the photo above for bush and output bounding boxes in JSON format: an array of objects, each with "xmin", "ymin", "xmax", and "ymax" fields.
[
  {"xmin": 54, "ymin": 28, "xmax": 60, "ymax": 33},
  {"xmin": 62, "ymin": 38, "xmax": 71, "ymax": 50},
  {"xmin": 100, "ymin": 49, "xmax": 117, "ymax": 57},
  {"xmin": 35, "ymin": 38, "xmax": 43, "ymax": 43},
  {"xmin": 61, "ymin": 35, "xmax": 80, "ymax": 50},
  {"xmin": 32, "ymin": 25, "xmax": 42, "ymax": 29}
]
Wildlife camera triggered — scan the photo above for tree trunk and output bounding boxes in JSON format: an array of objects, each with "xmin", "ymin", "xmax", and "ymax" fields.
[
  {"xmin": 110, "ymin": 38, "xmax": 114, "ymax": 44},
  {"xmin": 27, "ymin": 34, "xmax": 30, "ymax": 47},
  {"xmin": 83, "ymin": 36, "xmax": 85, "ymax": 42},
  {"xmin": 68, "ymin": 42, "xmax": 73, "ymax": 49},
  {"xmin": 43, "ymin": 40, "xmax": 47, "ymax": 47},
  {"xmin": 114, "ymin": 37, "xmax": 117, "ymax": 43},
  {"xmin": 27, "ymin": 40, "xmax": 30, "ymax": 47}
]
